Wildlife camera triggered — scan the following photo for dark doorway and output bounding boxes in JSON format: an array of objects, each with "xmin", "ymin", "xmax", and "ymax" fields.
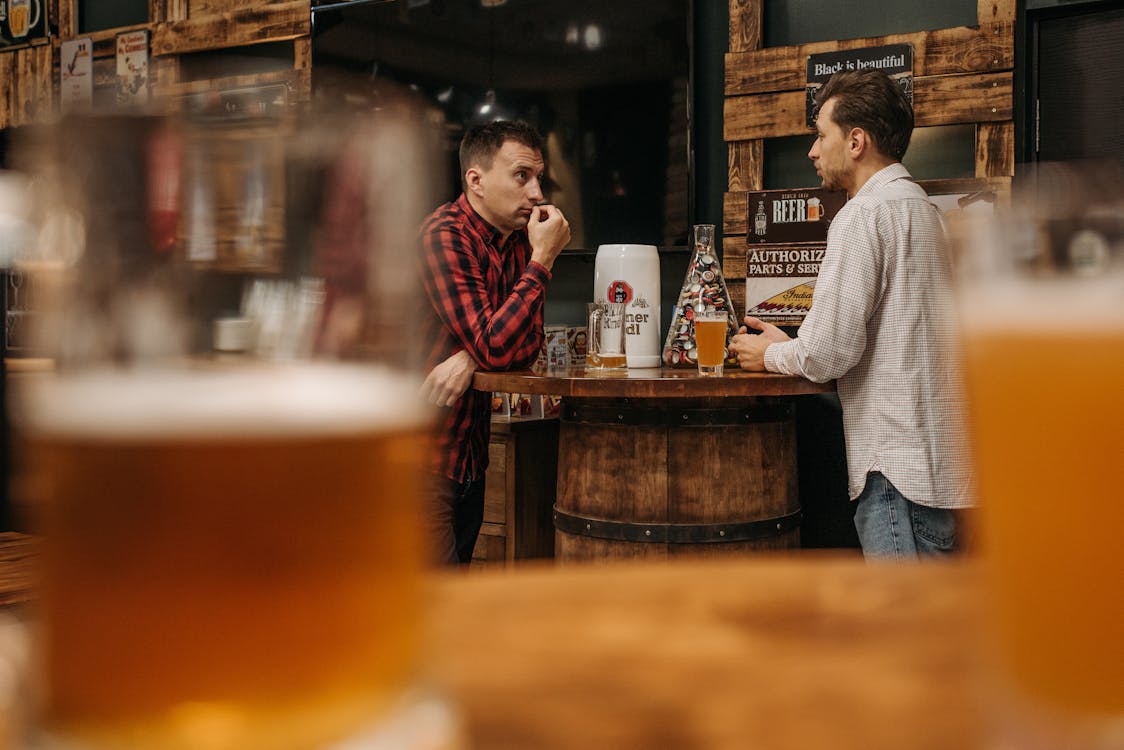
[{"xmin": 1024, "ymin": 1, "xmax": 1124, "ymax": 166}]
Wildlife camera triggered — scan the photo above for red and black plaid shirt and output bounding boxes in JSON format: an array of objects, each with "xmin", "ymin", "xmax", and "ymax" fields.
[{"xmin": 418, "ymin": 194, "xmax": 551, "ymax": 482}]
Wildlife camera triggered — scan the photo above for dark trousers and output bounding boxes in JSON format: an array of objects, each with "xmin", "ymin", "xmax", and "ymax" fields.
[{"xmin": 426, "ymin": 474, "xmax": 485, "ymax": 566}]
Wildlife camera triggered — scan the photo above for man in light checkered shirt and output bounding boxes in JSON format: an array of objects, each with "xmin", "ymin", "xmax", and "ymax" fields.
[{"xmin": 729, "ymin": 69, "xmax": 972, "ymax": 559}]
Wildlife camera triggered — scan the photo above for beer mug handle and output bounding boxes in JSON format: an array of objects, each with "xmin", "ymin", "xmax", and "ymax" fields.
[
  {"xmin": 31, "ymin": 0, "xmax": 40, "ymax": 29},
  {"xmin": 587, "ymin": 304, "xmax": 603, "ymax": 358}
]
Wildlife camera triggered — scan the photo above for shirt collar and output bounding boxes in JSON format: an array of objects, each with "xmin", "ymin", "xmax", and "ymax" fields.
[
  {"xmin": 853, "ymin": 162, "xmax": 912, "ymax": 199},
  {"xmin": 455, "ymin": 193, "xmax": 506, "ymax": 247}
]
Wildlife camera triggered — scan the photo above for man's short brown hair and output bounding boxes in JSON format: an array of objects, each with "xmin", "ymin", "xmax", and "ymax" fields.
[
  {"xmin": 459, "ymin": 120, "xmax": 545, "ymax": 189},
  {"xmin": 816, "ymin": 69, "xmax": 913, "ymax": 162}
]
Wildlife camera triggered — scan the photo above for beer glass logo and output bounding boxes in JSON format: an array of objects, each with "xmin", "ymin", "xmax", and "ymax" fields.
[
  {"xmin": 807, "ymin": 197, "xmax": 823, "ymax": 221},
  {"xmin": 7, "ymin": 0, "xmax": 40, "ymax": 39}
]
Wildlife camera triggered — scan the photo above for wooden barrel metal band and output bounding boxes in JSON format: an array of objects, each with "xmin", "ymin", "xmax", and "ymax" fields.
[
  {"xmin": 562, "ymin": 402, "xmax": 792, "ymax": 427},
  {"xmin": 553, "ymin": 506, "xmax": 803, "ymax": 544}
]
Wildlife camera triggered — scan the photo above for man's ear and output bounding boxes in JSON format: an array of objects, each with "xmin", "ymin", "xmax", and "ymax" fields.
[
  {"xmin": 847, "ymin": 127, "xmax": 868, "ymax": 160},
  {"xmin": 465, "ymin": 166, "xmax": 483, "ymax": 195}
]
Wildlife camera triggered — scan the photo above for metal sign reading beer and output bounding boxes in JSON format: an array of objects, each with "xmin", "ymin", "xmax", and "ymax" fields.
[
  {"xmin": 805, "ymin": 43, "xmax": 913, "ymax": 128},
  {"xmin": 745, "ymin": 187, "xmax": 846, "ymax": 245}
]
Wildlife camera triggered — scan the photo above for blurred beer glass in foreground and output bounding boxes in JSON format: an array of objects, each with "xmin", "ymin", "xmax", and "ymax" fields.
[
  {"xmin": 952, "ymin": 163, "xmax": 1124, "ymax": 749},
  {"xmin": 11, "ymin": 88, "xmax": 459, "ymax": 749}
]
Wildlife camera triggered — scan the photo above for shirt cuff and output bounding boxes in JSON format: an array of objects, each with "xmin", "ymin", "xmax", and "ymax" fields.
[
  {"xmin": 762, "ymin": 342, "xmax": 784, "ymax": 374},
  {"xmin": 525, "ymin": 260, "xmax": 553, "ymax": 284}
]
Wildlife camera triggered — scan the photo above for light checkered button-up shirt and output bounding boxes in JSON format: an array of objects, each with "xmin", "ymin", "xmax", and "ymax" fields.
[{"xmin": 764, "ymin": 163, "xmax": 972, "ymax": 509}]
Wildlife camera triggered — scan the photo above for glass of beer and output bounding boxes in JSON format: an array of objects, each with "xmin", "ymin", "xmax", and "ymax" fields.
[
  {"xmin": 11, "ymin": 90, "xmax": 461, "ymax": 749},
  {"xmin": 953, "ymin": 163, "xmax": 1124, "ymax": 749},
  {"xmin": 586, "ymin": 302, "xmax": 627, "ymax": 370},
  {"xmin": 693, "ymin": 310, "xmax": 729, "ymax": 376}
]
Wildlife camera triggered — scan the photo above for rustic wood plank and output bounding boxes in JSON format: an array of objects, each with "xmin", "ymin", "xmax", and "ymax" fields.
[
  {"xmin": 914, "ymin": 71, "xmax": 1012, "ymax": 126},
  {"xmin": 33, "ymin": 45, "xmax": 52, "ymax": 120},
  {"xmin": 292, "ymin": 37, "xmax": 312, "ymax": 101},
  {"xmin": 722, "ymin": 242, "xmax": 747, "ymax": 283},
  {"xmin": 919, "ymin": 176, "xmax": 1011, "ymax": 197},
  {"xmin": 57, "ymin": 0, "xmax": 76, "ymax": 39},
  {"xmin": 0, "ymin": 533, "xmax": 37, "ymax": 606},
  {"xmin": 725, "ymin": 25, "xmax": 1014, "ymax": 96},
  {"xmin": 167, "ymin": 0, "xmax": 188, "ymax": 22},
  {"xmin": 166, "ymin": 68, "xmax": 301, "ymax": 102},
  {"xmin": 727, "ymin": 139, "xmax": 762, "ymax": 193},
  {"xmin": 725, "ymin": 191, "xmax": 749, "ymax": 236},
  {"xmin": 724, "ymin": 90, "xmax": 806, "ymax": 142},
  {"xmin": 728, "ymin": 282, "xmax": 746, "ymax": 316},
  {"xmin": 728, "ymin": 0, "xmax": 762, "ymax": 54},
  {"xmin": 150, "ymin": 56, "xmax": 178, "ymax": 99},
  {"xmin": 17, "ymin": 46, "xmax": 36, "ymax": 124},
  {"xmin": 1, "ymin": 45, "xmax": 53, "ymax": 128},
  {"xmin": 293, "ymin": 36, "xmax": 311, "ymax": 71},
  {"xmin": 0, "ymin": 53, "xmax": 13, "ymax": 130},
  {"xmin": 979, "ymin": 0, "xmax": 1016, "ymax": 26},
  {"xmin": 190, "ymin": 0, "xmax": 268, "ymax": 15},
  {"xmin": 725, "ymin": 71, "xmax": 1012, "ymax": 142},
  {"xmin": 151, "ymin": 1, "xmax": 309, "ymax": 56},
  {"xmin": 13, "ymin": 50, "xmax": 28, "ymax": 126},
  {"xmin": 975, "ymin": 120, "xmax": 1014, "ymax": 178}
]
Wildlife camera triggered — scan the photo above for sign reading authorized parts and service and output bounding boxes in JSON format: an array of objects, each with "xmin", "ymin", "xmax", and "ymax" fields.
[
  {"xmin": 805, "ymin": 44, "xmax": 913, "ymax": 128},
  {"xmin": 744, "ymin": 188, "xmax": 846, "ymax": 327}
]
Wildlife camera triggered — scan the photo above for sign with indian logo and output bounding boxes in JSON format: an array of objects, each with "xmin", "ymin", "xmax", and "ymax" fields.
[{"xmin": 744, "ymin": 244, "xmax": 827, "ymax": 327}]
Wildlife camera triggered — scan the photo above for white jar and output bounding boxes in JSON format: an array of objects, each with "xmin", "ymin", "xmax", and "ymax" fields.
[{"xmin": 593, "ymin": 244, "xmax": 661, "ymax": 368}]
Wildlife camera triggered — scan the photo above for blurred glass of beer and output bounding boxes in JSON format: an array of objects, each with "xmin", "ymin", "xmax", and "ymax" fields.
[
  {"xmin": 954, "ymin": 167, "xmax": 1124, "ymax": 749},
  {"xmin": 21, "ymin": 366, "xmax": 429, "ymax": 750},
  {"xmin": 12, "ymin": 88, "xmax": 456, "ymax": 749}
]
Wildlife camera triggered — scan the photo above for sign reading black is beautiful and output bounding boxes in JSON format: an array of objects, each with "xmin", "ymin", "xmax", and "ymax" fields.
[{"xmin": 805, "ymin": 44, "xmax": 914, "ymax": 128}]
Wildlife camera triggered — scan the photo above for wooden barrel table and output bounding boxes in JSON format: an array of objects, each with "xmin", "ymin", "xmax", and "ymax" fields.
[{"xmin": 473, "ymin": 368, "xmax": 834, "ymax": 561}]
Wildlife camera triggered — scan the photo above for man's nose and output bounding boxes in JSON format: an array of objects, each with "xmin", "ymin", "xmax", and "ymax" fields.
[
  {"xmin": 807, "ymin": 142, "xmax": 818, "ymax": 160},
  {"xmin": 528, "ymin": 178, "xmax": 544, "ymax": 202}
]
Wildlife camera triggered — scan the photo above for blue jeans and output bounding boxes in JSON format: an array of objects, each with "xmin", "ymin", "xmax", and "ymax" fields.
[{"xmin": 853, "ymin": 472, "xmax": 957, "ymax": 560}]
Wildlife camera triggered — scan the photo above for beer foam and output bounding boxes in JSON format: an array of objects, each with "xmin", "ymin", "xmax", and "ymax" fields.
[
  {"xmin": 16, "ymin": 363, "xmax": 431, "ymax": 440},
  {"xmin": 959, "ymin": 274, "xmax": 1124, "ymax": 333}
]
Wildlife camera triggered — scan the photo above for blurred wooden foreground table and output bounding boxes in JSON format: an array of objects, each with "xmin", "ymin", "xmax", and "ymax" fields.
[{"xmin": 428, "ymin": 554, "xmax": 988, "ymax": 750}]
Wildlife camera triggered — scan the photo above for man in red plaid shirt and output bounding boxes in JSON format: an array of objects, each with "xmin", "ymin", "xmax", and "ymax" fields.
[{"xmin": 417, "ymin": 120, "xmax": 570, "ymax": 565}]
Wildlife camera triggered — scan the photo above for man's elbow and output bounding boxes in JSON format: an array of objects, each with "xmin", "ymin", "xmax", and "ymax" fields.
[
  {"xmin": 797, "ymin": 354, "xmax": 854, "ymax": 383},
  {"xmin": 475, "ymin": 349, "xmax": 532, "ymax": 372}
]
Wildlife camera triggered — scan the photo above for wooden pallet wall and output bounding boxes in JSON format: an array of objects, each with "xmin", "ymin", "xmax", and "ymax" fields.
[
  {"xmin": 723, "ymin": 0, "xmax": 1016, "ymax": 315},
  {"xmin": 0, "ymin": 0, "xmax": 310, "ymax": 131},
  {"xmin": 0, "ymin": 44, "xmax": 53, "ymax": 129}
]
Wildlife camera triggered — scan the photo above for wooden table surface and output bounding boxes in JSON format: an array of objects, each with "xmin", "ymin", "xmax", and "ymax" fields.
[
  {"xmin": 473, "ymin": 367, "xmax": 835, "ymax": 398},
  {"xmin": 427, "ymin": 554, "xmax": 990, "ymax": 750},
  {"xmin": 0, "ymin": 542, "xmax": 992, "ymax": 749}
]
